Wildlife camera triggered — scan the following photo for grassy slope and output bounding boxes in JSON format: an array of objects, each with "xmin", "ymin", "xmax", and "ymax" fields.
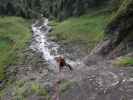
[
  {"xmin": 50, "ymin": 13, "xmax": 110, "ymax": 48},
  {"xmin": 0, "ymin": 16, "xmax": 31, "ymax": 80}
]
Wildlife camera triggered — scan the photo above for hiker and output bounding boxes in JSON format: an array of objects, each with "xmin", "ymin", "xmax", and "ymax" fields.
[{"xmin": 55, "ymin": 56, "xmax": 73, "ymax": 72}]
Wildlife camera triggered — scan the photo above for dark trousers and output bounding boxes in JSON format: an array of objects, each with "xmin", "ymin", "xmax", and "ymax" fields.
[{"xmin": 59, "ymin": 62, "xmax": 73, "ymax": 71}]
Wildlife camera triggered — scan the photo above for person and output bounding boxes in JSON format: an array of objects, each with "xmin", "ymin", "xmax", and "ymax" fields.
[{"xmin": 55, "ymin": 56, "xmax": 73, "ymax": 72}]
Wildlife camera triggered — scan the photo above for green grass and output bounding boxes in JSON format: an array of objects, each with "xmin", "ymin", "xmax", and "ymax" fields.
[
  {"xmin": 113, "ymin": 57, "xmax": 133, "ymax": 67},
  {"xmin": 0, "ymin": 16, "xmax": 31, "ymax": 80},
  {"xmin": 0, "ymin": 80, "xmax": 50, "ymax": 99},
  {"xmin": 50, "ymin": 13, "xmax": 110, "ymax": 47},
  {"xmin": 31, "ymin": 83, "xmax": 50, "ymax": 98},
  {"xmin": 1, "ymin": 81, "xmax": 50, "ymax": 100},
  {"xmin": 59, "ymin": 80, "xmax": 75, "ymax": 94}
]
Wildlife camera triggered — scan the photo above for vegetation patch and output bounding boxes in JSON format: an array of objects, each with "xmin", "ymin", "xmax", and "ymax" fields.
[
  {"xmin": 59, "ymin": 80, "xmax": 75, "ymax": 94},
  {"xmin": 113, "ymin": 57, "xmax": 133, "ymax": 67},
  {"xmin": 31, "ymin": 83, "xmax": 50, "ymax": 98},
  {"xmin": 0, "ymin": 16, "xmax": 31, "ymax": 80},
  {"xmin": 1, "ymin": 81, "xmax": 50, "ymax": 100},
  {"xmin": 50, "ymin": 13, "xmax": 111, "ymax": 49}
]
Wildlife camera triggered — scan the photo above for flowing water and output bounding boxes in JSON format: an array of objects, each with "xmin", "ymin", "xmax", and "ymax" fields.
[{"xmin": 30, "ymin": 18, "xmax": 60, "ymax": 71}]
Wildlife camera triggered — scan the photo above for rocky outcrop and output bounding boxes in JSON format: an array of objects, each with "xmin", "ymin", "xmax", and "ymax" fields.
[{"xmin": 91, "ymin": 0, "xmax": 133, "ymax": 58}]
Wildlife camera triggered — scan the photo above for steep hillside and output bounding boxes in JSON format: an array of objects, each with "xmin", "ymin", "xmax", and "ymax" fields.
[
  {"xmin": 0, "ymin": 17, "xmax": 31, "ymax": 80},
  {"xmin": 91, "ymin": 0, "xmax": 133, "ymax": 58}
]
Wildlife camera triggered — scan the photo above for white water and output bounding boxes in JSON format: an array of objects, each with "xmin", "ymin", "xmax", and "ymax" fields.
[
  {"xmin": 30, "ymin": 18, "xmax": 82, "ymax": 72},
  {"xmin": 30, "ymin": 18, "xmax": 59, "ymax": 68}
]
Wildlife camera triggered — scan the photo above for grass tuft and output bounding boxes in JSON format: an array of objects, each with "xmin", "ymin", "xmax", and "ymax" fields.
[{"xmin": 113, "ymin": 57, "xmax": 133, "ymax": 67}]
